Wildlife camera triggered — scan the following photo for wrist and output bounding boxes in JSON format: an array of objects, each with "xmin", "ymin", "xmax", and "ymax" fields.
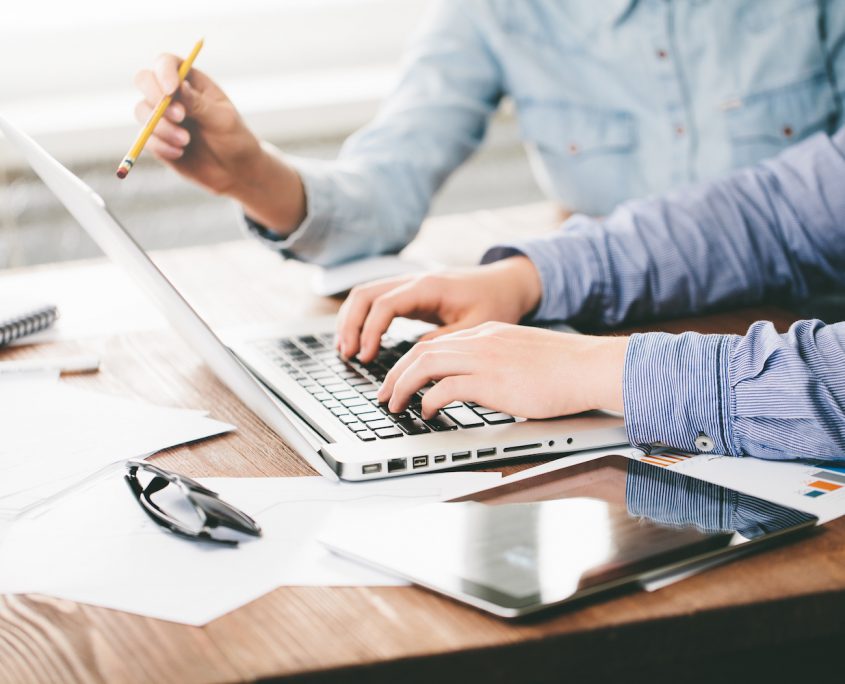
[
  {"xmin": 499, "ymin": 256, "xmax": 543, "ymax": 318},
  {"xmin": 230, "ymin": 144, "xmax": 306, "ymax": 237},
  {"xmin": 589, "ymin": 336, "xmax": 628, "ymax": 412}
]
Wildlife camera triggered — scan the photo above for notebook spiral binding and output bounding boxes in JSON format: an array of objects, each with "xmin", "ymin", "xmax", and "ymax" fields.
[{"xmin": 0, "ymin": 305, "xmax": 59, "ymax": 347}]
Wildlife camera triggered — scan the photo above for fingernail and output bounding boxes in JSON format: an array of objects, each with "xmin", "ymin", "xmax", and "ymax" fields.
[{"xmin": 179, "ymin": 130, "xmax": 190, "ymax": 145}]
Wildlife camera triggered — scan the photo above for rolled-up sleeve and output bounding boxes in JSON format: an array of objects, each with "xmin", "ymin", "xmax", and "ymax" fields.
[{"xmin": 246, "ymin": 1, "xmax": 502, "ymax": 267}]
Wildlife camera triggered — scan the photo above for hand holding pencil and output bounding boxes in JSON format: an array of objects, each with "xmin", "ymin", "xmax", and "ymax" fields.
[
  {"xmin": 128, "ymin": 42, "xmax": 308, "ymax": 233},
  {"xmin": 118, "ymin": 39, "xmax": 204, "ymax": 178}
]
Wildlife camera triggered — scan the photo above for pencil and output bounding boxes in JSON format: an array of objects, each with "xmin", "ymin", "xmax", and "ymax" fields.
[{"xmin": 116, "ymin": 38, "xmax": 204, "ymax": 179}]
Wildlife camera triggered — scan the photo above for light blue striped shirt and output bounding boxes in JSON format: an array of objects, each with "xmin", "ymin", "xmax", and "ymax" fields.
[
  {"xmin": 484, "ymin": 128, "xmax": 845, "ymax": 461},
  {"xmin": 249, "ymin": 0, "xmax": 845, "ymax": 267}
]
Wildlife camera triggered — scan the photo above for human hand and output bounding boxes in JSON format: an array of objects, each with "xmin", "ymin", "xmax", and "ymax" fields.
[
  {"xmin": 133, "ymin": 54, "xmax": 306, "ymax": 230},
  {"xmin": 376, "ymin": 322, "xmax": 628, "ymax": 419},
  {"xmin": 336, "ymin": 256, "xmax": 543, "ymax": 362},
  {"xmin": 133, "ymin": 54, "xmax": 261, "ymax": 192}
]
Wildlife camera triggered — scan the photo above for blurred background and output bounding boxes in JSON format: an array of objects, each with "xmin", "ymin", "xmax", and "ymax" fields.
[{"xmin": 0, "ymin": 0, "xmax": 543, "ymax": 268}]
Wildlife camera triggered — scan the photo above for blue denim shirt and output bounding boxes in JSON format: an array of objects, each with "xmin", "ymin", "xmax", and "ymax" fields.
[
  {"xmin": 250, "ymin": 0, "xmax": 845, "ymax": 266},
  {"xmin": 483, "ymin": 127, "xmax": 845, "ymax": 462}
]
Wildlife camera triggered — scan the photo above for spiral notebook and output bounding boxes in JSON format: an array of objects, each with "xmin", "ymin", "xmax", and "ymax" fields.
[{"xmin": 0, "ymin": 303, "xmax": 59, "ymax": 346}]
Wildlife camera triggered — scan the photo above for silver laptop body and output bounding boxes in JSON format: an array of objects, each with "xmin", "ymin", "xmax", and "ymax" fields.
[{"xmin": 0, "ymin": 117, "xmax": 628, "ymax": 481}]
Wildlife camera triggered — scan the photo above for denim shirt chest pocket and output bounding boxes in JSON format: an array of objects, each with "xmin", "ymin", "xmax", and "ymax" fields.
[
  {"xmin": 516, "ymin": 99, "xmax": 639, "ymax": 215},
  {"xmin": 724, "ymin": 73, "xmax": 840, "ymax": 168}
]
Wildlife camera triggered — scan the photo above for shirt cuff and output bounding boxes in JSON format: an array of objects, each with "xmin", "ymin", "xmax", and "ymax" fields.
[
  {"xmin": 623, "ymin": 331, "xmax": 740, "ymax": 456},
  {"xmin": 480, "ymin": 223, "xmax": 606, "ymax": 322},
  {"xmin": 241, "ymin": 155, "xmax": 338, "ymax": 263}
]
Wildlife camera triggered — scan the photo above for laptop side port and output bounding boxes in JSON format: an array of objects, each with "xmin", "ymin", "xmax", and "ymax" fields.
[
  {"xmin": 412, "ymin": 456, "xmax": 428, "ymax": 469},
  {"xmin": 503, "ymin": 442, "xmax": 542, "ymax": 453},
  {"xmin": 433, "ymin": 455, "xmax": 446, "ymax": 464},
  {"xmin": 362, "ymin": 463, "xmax": 382, "ymax": 475},
  {"xmin": 387, "ymin": 458, "xmax": 407, "ymax": 472},
  {"xmin": 477, "ymin": 447, "xmax": 497, "ymax": 458},
  {"xmin": 452, "ymin": 451, "xmax": 471, "ymax": 462}
]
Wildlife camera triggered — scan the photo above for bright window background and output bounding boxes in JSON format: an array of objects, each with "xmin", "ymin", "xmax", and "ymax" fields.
[
  {"xmin": 0, "ymin": 0, "xmax": 428, "ymax": 167},
  {"xmin": 0, "ymin": 0, "xmax": 541, "ymax": 267}
]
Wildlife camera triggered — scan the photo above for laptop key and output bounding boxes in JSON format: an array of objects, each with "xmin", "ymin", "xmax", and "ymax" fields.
[
  {"xmin": 362, "ymin": 390, "xmax": 379, "ymax": 400},
  {"xmin": 313, "ymin": 392, "xmax": 332, "ymax": 402},
  {"xmin": 443, "ymin": 407, "xmax": 485, "ymax": 428},
  {"xmin": 357, "ymin": 430, "xmax": 378, "ymax": 441},
  {"xmin": 349, "ymin": 403, "xmax": 377, "ymax": 415},
  {"xmin": 332, "ymin": 390, "xmax": 359, "ymax": 401},
  {"xmin": 338, "ymin": 414, "xmax": 358, "ymax": 424},
  {"xmin": 330, "ymin": 406, "xmax": 350, "ymax": 416},
  {"xmin": 346, "ymin": 421, "xmax": 368, "ymax": 432},
  {"xmin": 347, "ymin": 377, "xmax": 372, "ymax": 387},
  {"xmin": 358, "ymin": 412, "xmax": 385, "ymax": 423},
  {"xmin": 322, "ymin": 399, "xmax": 341, "ymax": 409},
  {"xmin": 367, "ymin": 419, "xmax": 394, "ymax": 430},
  {"xmin": 341, "ymin": 396, "xmax": 368, "ymax": 407},
  {"xmin": 374, "ymin": 427, "xmax": 403, "ymax": 439},
  {"xmin": 393, "ymin": 415, "xmax": 430, "ymax": 435},
  {"xmin": 323, "ymin": 383, "xmax": 349, "ymax": 394},
  {"xmin": 473, "ymin": 406, "xmax": 497, "ymax": 415},
  {"xmin": 422, "ymin": 412, "xmax": 458, "ymax": 432},
  {"xmin": 482, "ymin": 412, "xmax": 515, "ymax": 425}
]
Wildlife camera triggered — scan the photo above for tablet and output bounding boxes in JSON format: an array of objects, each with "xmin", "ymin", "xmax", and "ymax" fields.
[{"xmin": 321, "ymin": 455, "xmax": 817, "ymax": 618}]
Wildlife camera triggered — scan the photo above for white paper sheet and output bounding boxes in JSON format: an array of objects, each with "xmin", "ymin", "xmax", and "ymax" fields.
[
  {"xmin": 0, "ymin": 471, "xmax": 501, "ymax": 625},
  {"xmin": 0, "ymin": 375, "xmax": 234, "ymax": 517}
]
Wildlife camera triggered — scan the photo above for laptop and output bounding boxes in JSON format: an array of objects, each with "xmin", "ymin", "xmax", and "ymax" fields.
[{"xmin": 0, "ymin": 116, "xmax": 628, "ymax": 481}]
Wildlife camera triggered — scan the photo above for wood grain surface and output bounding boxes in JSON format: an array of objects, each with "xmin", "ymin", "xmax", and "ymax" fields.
[{"xmin": 0, "ymin": 204, "xmax": 842, "ymax": 684}]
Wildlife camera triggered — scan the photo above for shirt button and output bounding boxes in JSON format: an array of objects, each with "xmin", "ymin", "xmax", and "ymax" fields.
[
  {"xmin": 695, "ymin": 432, "xmax": 715, "ymax": 453},
  {"xmin": 675, "ymin": 125, "xmax": 685, "ymax": 136},
  {"xmin": 656, "ymin": 49, "xmax": 669, "ymax": 59},
  {"xmin": 783, "ymin": 125, "xmax": 794, "ymax": 138},
  {"xmin": 567, "ymin": 143, "xmax": 580, "ymax": 155}
]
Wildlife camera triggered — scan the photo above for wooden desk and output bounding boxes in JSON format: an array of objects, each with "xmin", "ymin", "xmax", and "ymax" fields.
[{"xmin": 0, "ymin": 204, "xmax": 842, "ymax": 683}]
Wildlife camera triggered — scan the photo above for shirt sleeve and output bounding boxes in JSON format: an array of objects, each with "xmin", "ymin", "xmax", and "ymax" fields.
[
  {"xmin": 624, "ymin": 320, "xmax": 845, "ymax": 461},
  {"xmin": 247, "ymin": 1, "xmax": 502, "ymax": 267},
  {"xmin": 482, "ymin": 128, "xmax": 845, "ymax": 461},
  {"xmin": 482, "ymin": 127, "xmax": 845, "ymax": 325}
]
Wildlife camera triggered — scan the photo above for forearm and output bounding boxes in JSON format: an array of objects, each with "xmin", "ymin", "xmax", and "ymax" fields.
[
  {"xmin": 233, "ymin": 144, "xmax": 306, "ymax": 235},
  {"xmin": 624, "ymin": 320, "xmax": 845, "ymax": 460}
]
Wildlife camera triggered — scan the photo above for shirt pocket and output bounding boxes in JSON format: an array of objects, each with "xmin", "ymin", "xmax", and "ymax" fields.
[
  {"xmin": 516, "ymin": 99, "xmax": 639, "ymax": 215},
  {"xmin": 724, "ymin": 72, "xmax": 839, "ymax": 168}
]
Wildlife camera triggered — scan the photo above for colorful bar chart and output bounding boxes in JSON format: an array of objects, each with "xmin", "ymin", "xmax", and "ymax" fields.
[
  {"xmin": 802, "ymin": 463, "xmax": 845, "ymax": 498},
  {"xmin": 640, "ymin": 452, "xmax": 691, "ymax": 468}
]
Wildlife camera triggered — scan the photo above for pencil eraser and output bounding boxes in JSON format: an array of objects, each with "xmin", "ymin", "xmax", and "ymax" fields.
[{"xmin": 116, "ymin": 166, "xmax": 129, "ymax": 179}]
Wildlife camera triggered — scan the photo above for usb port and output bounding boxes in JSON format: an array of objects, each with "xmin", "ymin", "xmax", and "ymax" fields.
[
  {"xmin": 452, "ymin": 451, "xmax": 471, "ymax": 462},
  {"xmin": 434, "ymin": 455, "xmax": 446, "ymax": 464},
  {"xmin": 477, "ymin": 447, "xmax": 497, "ymax": 458},
  {"xmin": 362, "ymin": 463, "xmax": 382, "ymax": 475},
  {"xmin": 412, "ymin": 456, "xmax": 428, "ymax": 469},
  {"xmin": 387, "ymin": 458, "xmax": 407, "ymax": 472}
]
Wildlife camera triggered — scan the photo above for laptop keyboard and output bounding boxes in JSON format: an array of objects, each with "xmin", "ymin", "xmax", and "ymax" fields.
[{"xmin": 253, "ymin": 333, "xmax": 515, "ymax": 441}]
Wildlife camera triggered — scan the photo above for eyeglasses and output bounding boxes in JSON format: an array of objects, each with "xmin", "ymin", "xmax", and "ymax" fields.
[{"xmin": 125, "ymin": 461, "xmax": 262, "ymax": 545}]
